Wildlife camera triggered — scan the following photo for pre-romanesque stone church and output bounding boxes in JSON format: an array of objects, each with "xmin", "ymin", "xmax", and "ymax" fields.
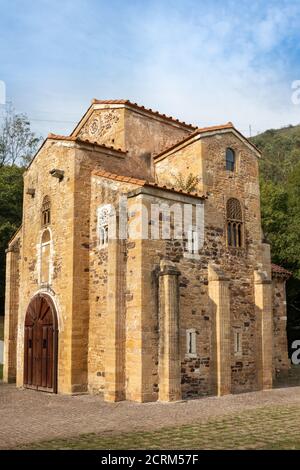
[{"xmin": 3, "ymin": 99, "xmax": 291, "ymax": 402}]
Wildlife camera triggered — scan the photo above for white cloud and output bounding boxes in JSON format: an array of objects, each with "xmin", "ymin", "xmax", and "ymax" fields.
[
  {"xmin": 4, "ymin": 0, "xmax": 300, "ymax": 137},
  {"xmin": 125, "ymin": 2, "xmax": 300, "ymax": 135}
]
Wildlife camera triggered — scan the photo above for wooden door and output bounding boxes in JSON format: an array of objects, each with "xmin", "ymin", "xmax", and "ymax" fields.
[{"xmin": 24, "ymin": 295, "xmax": 58, "ymax": 392}]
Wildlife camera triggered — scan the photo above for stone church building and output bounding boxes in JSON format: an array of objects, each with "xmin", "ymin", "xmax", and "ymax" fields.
[{"xmin": 3, "ymin": 99, "xmax": 291, "ymax": 402}]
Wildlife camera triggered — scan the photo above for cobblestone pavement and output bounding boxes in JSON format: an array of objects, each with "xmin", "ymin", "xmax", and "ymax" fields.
[{"xmin": 1, "ymin": 383, "xmax": 300, "ymax": 449}]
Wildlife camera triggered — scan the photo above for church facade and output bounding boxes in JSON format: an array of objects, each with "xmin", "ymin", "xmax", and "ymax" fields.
[{"xmin": 3, "ymin": 99, "xmax": 291, "ymax": 402}]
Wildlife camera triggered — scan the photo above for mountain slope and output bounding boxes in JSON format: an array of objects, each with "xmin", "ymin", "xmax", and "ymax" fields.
[{"xmin": 251, "ymin": 124, "xmax": 300, "ymax": 183}]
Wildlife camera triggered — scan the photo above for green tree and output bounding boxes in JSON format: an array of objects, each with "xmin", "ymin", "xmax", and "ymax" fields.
[
  {"xmin": 260, "ymin": 179, "xmax": 290, "ymax": 264},
  {"xmin": 257, "ymin": 139, "xmax": 300, "ymax": 351},
  {"xmin": 252, "ymin": 125, "xmax": 300, "ymax": 184},
  {"xmin": 0, "ymin": 165, "xmax": 24, "ymax": 311},
  {"xmin": 0, "ymin": 106, "xmax": 42, "ymax": 167},
  {"xmin": 0, "ymin": 106, "xmax": 41, "ymax": 312}
]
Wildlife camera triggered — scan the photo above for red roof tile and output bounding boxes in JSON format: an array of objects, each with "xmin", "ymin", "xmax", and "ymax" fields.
[
  {"xmin": 153, "ymin": 122, "xmax": 261, "ymax": 160},
  {"xmin": 272, "ymin": 264, "xmax": 292, "ymax": 279},
  {"xmin": 92, "ymin": 169, "xmax": 206, "ymax": 199},
  {"xmin": 48, "ymin": 133, "xmax": 126, "ymax": 154},
  {"xmin": 91, "ymin": 99, "xmax": 196, "ymax": 129}
]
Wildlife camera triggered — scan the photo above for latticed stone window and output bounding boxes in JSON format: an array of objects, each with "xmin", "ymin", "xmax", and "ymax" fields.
[
  {"xmin": 226, "ymin": 147, "xmax": 235, "ymax": 171},
  {"xmin": 41, "ymin": 196, "xmax": 51, "ymax": 227},
  {"xmin": 226, "ymin": 198, "xmax": 243, "ymax": 248},
  {"xmin": 97, "ymin": 204, "xmax": 111, "ymax": 248}
]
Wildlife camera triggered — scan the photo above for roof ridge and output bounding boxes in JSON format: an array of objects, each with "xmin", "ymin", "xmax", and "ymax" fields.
[
  {"xmin": 92, "ymin": 99, "xmax": 197, "ymax": 129},
  {"xmin": 153, "ymin": 122, "xmax": 261, "ymax": 159}
]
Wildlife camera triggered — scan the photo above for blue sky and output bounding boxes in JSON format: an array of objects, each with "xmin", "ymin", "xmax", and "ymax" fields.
[{"xmin": 1, "ymin": 0, "xmax": 300, "ymax": 137}]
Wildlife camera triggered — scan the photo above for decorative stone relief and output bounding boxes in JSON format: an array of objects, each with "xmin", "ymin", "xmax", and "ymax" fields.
[{"xmin": 79, "ymin": 110, "xmax": 120, "ymax": 142}]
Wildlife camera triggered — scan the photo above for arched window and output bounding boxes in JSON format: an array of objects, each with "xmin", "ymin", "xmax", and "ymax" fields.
[
  {"xmin": 226, "ymin": 148, "xmax": 235, "ymax": 171},
  {"xmin": 97, "ymin": 205, "xmax": 111, "ymax": 248},
  {"xmin": 226, "ymin": 198, "xmax": 243, "ymax": 248},
  {"xmin": 41, "ymin": 229, "xmax": 51, "ymax": 285},
  {"xmin": 41, "ymin": 196, "xmax": 51, "ymax": 227}
]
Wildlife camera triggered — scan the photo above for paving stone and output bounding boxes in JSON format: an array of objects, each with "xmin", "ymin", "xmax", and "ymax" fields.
[{"xmin": 2, "ymin": 383, "xmax": 300, "ymax": 449}]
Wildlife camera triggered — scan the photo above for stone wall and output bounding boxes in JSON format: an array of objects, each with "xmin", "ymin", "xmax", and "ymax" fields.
[
  {"xmin": 15, "ymin": 140, "xmax": 76, "ymax": 392},
  {"xmin": 76, "ymin": 103, "xmax": 193, "ymax": 180},
  {"xmin": 155, "ymin": 131, "xmax": 270, "ymax": 396},
  {"xmin": 4, "ymin": 101, "xmax": 289, "ymax": 402},
  {"xmin": 124, "ymin": 107, "xmax": 192, "ymax": 179},
  {"xmin": 273, "ymin": 277, "xmax": 290, "ymax": 377},
  {"xmin": 3, "ymin": 234, "xmax": 21, "ymax": 382},
  {"xmin": 11, "ymin": 138, "xmax": 134, "ymax": 393},
  {"xmin": 155, "ymin": 139, "xmax": 203, "ymax": 188},
  {"xmin": 88, "ymin": 175, "xmax": 137, "ymax": 394}
]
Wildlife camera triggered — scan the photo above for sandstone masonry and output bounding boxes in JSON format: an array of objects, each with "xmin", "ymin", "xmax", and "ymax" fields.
[{"xmin": 3, "ymin": 100, "xmax": 291, "ymax": 401}]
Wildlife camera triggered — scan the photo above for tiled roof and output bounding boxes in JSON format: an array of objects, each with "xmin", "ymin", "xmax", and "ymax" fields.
[
  {"xmin": 272, "ymin": 264, "xmax": 292, "ymax": 279},
  {"xmin": 92, "ymin": 169, "xmax": 206, "ymax": 199},
  {"xmin": 154, "ymin": 122, "xmax": 261, "ymax": 159},
  {"xmin": 92, "ymin": 99, "xmax": 196, "ymax": 129},
  {"xmin": 47, "ymin": 133, "xmax": 127, "ymax": 154}
]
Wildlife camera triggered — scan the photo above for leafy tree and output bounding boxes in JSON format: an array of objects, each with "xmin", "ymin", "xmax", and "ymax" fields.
[
  {"xmin": 0, "ymin": 106, "xmax": 42, "ymax": 167},
  {"xmin": 260, "ymin": 179, "xmax": 290, "ymax": 265},
  {"xmin": 252, "ymin": 125, "xmax": 300, "ymax": 184},
  {"xmin": 253, "ymin": 126, "xmax": 300, "ymax": 349},
  {"xmin": 0, "ymin": 165, "xmax": 24, "ymax": 311},
  {"xmin": 0, "ymin": 106, "xmax": 40, "ymax": 312}
]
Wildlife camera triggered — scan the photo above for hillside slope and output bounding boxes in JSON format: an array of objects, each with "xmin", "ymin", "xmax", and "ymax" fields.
[
  {"xmin": 251, "ymin": 124, "xmax": 300, "ymax": 347},
  {"xmin": 251, "ymin": 124, "xmax": 300, "ymax": 183}
]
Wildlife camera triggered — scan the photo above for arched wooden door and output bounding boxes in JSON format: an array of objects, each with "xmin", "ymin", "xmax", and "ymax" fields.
[{"xmin": 24, "ymin": 294, "xmax": 58, "ymax": 392}]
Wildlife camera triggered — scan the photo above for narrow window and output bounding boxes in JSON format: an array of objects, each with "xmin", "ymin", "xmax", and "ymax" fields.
[
  {"xmin": 226, "ymin": 148, "xmax": 235, "ymax": 171},
  {"xmin": 97, "ymin": 205, "xmax": 111, "ymax": 248},
  {"xmin": 41, "ymin": 196, "xmax": 51, "ymax": 227},
  {"xmin": 187, "ymin": 226, "xmax": 199, "ymax": 255},
  {"xmin": 227, "ymin": 222, "xmax": 232, "ymax": 246},
  {"xmin": 99, "ymin": 226, "xmax": 108, "ymax": 246},
  {"xmin": 234, "ymin": 330, "xmax": 242, "ymax": 355},
  {"xmin": 41, "ymin": 229, "xmax": 51, "ymax": 285},
  {"xmin": 226, "ymin": 198, "xmax": 243, "ymax": 248},
  {"xmin": 186, "ymin": 329, "xmax": 197, "ymax": 357}
]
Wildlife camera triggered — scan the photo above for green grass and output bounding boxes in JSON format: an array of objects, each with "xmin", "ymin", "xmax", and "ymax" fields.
[
  {"xmin": 0, "ymin": 316, "xmax": 4, "ymax": 341},
  {"xmin": 17, "ymin": 404, "xmax": 300, "ymax": 450}
]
